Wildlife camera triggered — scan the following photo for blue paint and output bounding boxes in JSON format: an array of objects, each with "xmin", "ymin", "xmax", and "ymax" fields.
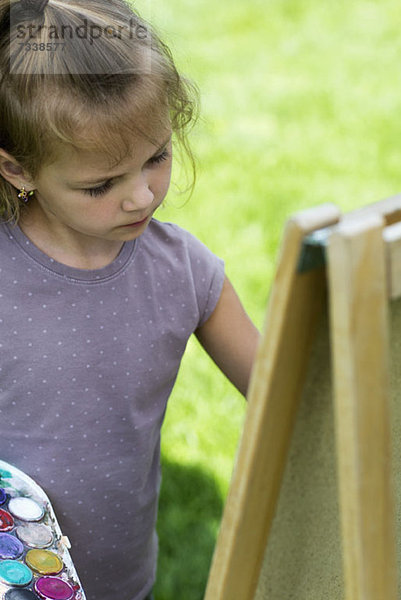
[
  {"xmin": 0, "ymin": 487, "xmax": 6, "ymax": 504},
  {"xmin": 0, "ymin": 468, "xmax": 12, "ymax": 479},
  {"xmin": 0, "ymin": 468, "xmax": 13, "ymax": 487},
  {"xmin": 0, "ymin": 559, "xmax": 33, "ymax": 586},
  {"xmin": 0, "ymin": 532, "xmax": 24, "ymax": 559}
]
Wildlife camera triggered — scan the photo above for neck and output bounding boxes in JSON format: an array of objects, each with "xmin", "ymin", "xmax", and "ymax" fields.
[{"xmin": 19, "ymin": 209, "xmax": 124, "ymax": 270}]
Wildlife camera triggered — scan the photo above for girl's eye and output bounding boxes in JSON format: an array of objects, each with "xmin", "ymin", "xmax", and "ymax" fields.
[
  {"xmin": 83, "ymin": 179, "xmax": 114, "ymax": 197},
  {"xmin": 148, "ymin": 149, "xmax": 170, "ymax": 165},
  {"xmin": 81, "ymin": 149, "xmax": 169, "ymax": 196}
]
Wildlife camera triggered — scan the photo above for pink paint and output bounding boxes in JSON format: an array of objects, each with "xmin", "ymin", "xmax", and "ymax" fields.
[{"xmin": 34, "ymin": 576, "xmax": 74, "ymax": 600}]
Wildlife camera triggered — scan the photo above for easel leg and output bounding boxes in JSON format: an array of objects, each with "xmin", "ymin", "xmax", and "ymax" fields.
[
  {"xmin": 328, "ymin": 215, "xmax": 398, "ymax": 599},
  {"xmin": 204, "ymin": 204, "xmax": 340, "ymax": 600}
]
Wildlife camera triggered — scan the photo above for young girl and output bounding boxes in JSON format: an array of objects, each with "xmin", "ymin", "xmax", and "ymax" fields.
[{"xmin": 0, "ymin": 1, "xmax": 259, "ymax": 598}]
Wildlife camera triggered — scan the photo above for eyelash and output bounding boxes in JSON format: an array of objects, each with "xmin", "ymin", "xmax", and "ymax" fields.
[
  {"xmin": 83, "ymin": 149, "xmax": 170, "ymax": 198},
  {"xmin": 84, "ymin": 179, "xmax": 114, "ymax": 198},
  {"xmin": 150, "ymin": 149, "xmax": 170, "ymax": 165}
]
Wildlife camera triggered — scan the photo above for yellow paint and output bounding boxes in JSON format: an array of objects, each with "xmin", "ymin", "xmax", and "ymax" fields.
[{"xmin": 25, "ymin": 549, "xmax": 63, "ymax": 575}]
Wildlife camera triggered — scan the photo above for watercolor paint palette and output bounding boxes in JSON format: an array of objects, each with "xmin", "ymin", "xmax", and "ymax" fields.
[{"xmin": 0, "ymin": 460, "xmax": 86, "ymax": 600}]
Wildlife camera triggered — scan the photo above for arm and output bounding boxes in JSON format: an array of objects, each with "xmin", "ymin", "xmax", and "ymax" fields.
[{"xmin": 195, "ymin": 276, "xmax": 260, "ymax": 397}]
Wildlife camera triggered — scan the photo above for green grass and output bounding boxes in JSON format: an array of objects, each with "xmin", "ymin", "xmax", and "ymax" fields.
[{"xmin": 132, "ymin": 1, "xmax": 401, "ymax": 597}]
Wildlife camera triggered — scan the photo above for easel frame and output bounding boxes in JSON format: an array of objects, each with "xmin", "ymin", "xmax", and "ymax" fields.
[{"xmin": 204, "ymin": 196, "xmax": 401, "ymax": 600}]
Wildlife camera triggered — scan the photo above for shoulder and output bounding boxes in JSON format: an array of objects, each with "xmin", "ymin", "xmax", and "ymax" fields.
[
  {"xmin": 138, "ymin": 219, "xmax": 225, "ymax": 327},
  {"xmin": 143, "ymin": 218, "xmax": 199, "ymax": 245},
  {"xmin": 140, "ymin": 218, "xmax": 221, "ymax": 263}
]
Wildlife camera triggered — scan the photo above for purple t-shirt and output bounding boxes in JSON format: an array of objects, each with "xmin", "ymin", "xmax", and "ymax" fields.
[{"xmin": 0, "ymin": 218, "xmax": 225, "ymax": 600}]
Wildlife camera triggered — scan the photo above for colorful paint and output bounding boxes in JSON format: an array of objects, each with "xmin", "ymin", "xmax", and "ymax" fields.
[
  {"xmin": 0, "ymin": 534, "xmax": 24, "ymax": 560},
  {"xmin": 0, "ymin": 460, "xmax": 86, "ymax": 599},
  {"xmin": 34, "ymin": 577, "xmax": 74, "ymax": 600},
  {"xmin": 0, "ymin": 560, "xmax": 33, "ymax": 587},
  {"xmin": 25, "ymin": 550, "xmax": 63, "ymax": 576},
  {"xmin": 0, "ymin": 509, "xmax": 14, "ymax": 532}
]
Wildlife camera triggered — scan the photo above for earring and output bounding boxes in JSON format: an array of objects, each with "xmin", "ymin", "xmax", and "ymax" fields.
[{"xmin": 17, "ymin": 186, "xmax": 34, "ymax": 203}]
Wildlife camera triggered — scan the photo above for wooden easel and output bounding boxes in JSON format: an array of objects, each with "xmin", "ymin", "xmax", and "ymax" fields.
[{"xmin": 204, "ymin": 196, "xmax": 401, "ymax": 600}]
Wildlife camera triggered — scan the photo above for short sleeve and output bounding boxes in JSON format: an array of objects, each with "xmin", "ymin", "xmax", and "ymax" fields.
[
  {"xmin": 183, "ymin": 229, "xmax": 225, "ymax": 328},
  {"xmin": 138, "ymin": 220, "xmax": 226, "ymax": 334}
]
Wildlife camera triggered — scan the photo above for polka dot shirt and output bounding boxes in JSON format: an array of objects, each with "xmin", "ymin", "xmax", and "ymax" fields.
[{"xmin": 0, "ymin": 219, "xmax": 225, "ymax": 600}]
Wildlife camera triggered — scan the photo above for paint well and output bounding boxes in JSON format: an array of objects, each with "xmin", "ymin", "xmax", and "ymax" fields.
[
  {"xmin": 8, "ymin": 497, "xmax": 45, "ymax": 522},
  {"xmin": 34, "ymin": 576, "xmax": 74, "ymax": 600},
  {"xmin": 0, "ymin": 559, "xmax": 33, "ymax": 587},
  {"xmin": 0, "ymin": 532, "xmax": 24, "ymax": 559},
  {"xmin": 25, "ymin": 549, "xmax": 63, "ymax": 575},
  {"xmin": 0, "ymin": 508, "xmax": 14, "ymax": 532},
  {"xmin": 16, "ymin": 522, "xmax": 53, "ymax": 549},
  {"xmin": 5, "ymin": 589, "xmax": 38, "ymax": 599}
]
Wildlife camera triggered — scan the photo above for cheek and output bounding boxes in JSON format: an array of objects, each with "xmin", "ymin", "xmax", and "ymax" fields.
[{"xmin": 154, "ymin": 163, "xmax": 172, "ymax": 197}]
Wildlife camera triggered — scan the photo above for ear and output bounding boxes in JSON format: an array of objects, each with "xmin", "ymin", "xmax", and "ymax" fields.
[{"xmin": 0, "ymin": 149, "xmax": 35, "ymax": 192}]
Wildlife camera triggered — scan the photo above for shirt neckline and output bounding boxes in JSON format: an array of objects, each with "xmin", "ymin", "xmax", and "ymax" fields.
[{"xmin": 4, "ymin": 221, "xmax": 138, "ymax": 283}]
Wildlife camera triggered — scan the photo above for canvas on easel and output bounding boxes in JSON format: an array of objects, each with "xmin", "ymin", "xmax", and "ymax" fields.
[{"xmin": 204, "ymin": 196, "xmax": 401, "ymax": 600}]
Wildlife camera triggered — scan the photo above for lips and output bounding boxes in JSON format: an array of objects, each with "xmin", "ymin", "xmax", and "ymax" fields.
[
  {"xmin": 122, "ymin": 216, "xmax": 149, "ymax": 227},
  {"xmin": 133, "ymin": 216, "xmax": 148, "ymax": 225}
]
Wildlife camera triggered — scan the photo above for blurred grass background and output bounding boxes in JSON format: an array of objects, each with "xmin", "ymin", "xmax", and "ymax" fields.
[{"xmin": 134, "ymin": 1, "xmax": 401, "ymax": 597}]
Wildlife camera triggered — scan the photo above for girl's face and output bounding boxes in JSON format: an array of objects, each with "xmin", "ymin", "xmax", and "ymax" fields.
[{"xmin": 25, "ymin": 128, "xmax": 173, "ymax": 246}]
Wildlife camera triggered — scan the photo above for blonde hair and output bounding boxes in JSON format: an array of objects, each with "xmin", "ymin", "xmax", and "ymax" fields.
[{"xmin": 0, "ymin": 0, "xmax": 199, "ymax": 221}]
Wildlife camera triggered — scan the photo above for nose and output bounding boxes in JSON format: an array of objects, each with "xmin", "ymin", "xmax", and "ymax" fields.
[{"xmin": 121, "ymin": 174, "xmax": 154, "ymax": 212}]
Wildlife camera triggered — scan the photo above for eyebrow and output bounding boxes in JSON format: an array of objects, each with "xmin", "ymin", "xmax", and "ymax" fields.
[{"xmin": 72, "ymin": 136, "xmax": 172, "ymax": 186}]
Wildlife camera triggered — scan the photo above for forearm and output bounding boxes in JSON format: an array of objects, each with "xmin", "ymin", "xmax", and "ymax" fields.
[{"xmin": 195, "ymin": 276, "xmax": 260, "ymax": 397}]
